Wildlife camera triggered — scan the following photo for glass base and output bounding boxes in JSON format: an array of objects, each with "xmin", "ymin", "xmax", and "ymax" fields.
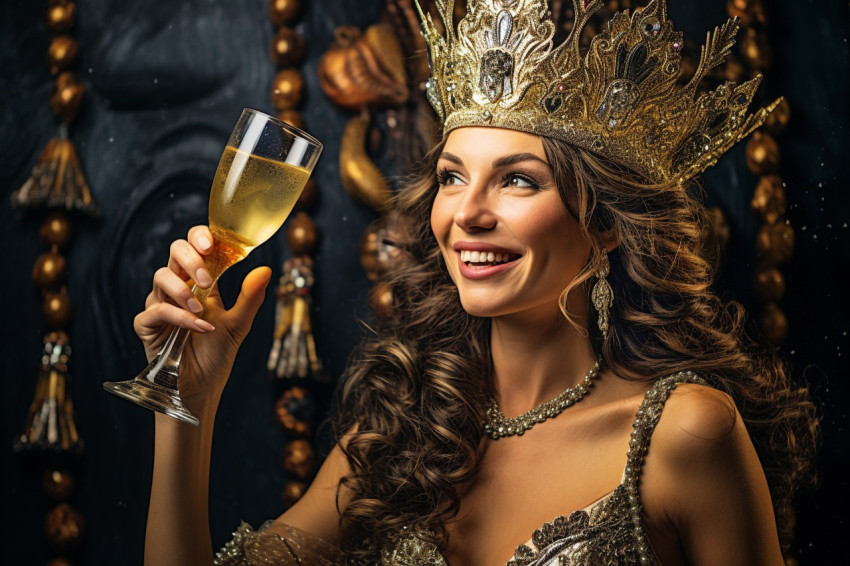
[{"xmin": 103, "ymin": 378, "xmax": 199, "ymax": 426}]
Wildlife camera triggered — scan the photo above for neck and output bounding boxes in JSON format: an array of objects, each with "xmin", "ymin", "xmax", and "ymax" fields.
[{"xmin": 490, "ymin": 304, "xmax": 597, "ymax": 418}]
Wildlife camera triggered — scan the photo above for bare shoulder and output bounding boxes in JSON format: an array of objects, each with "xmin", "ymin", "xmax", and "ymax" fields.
[{"xmin": 655, "ymin": 382, "xmax": 739, "ymax": 444}]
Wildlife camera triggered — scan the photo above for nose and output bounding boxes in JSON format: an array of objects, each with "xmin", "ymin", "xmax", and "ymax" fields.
[{"xmin": 454, "ymin": 184, "xmax": 496, "ymax": 232}]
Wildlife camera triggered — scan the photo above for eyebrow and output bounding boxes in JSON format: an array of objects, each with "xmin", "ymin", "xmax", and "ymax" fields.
[{"xmin": 439, "ymin": 151, "xmax": 551, "ymax": 169}]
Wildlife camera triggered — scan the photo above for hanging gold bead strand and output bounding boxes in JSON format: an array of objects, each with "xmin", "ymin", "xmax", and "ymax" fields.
[
  {"xmin": 265, "ymin": 0, "xmax": 323, "ymax": 510},
  {"xmin": 11, "ymin": 2, "xmax": 98, "ymax": 565}
]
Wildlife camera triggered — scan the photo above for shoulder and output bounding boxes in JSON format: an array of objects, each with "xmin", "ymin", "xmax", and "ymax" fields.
[{"xmin": 654, "ymin": 382, "xmax": 739, "ymax": 444}]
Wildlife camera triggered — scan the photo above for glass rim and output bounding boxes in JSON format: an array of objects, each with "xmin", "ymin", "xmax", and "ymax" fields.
[{"xmin": 240, "ymin": 107, "xmax": 323, "ymax": 149}]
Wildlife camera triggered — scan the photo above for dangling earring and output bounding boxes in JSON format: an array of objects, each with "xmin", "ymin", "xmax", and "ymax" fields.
[{"xmin": 591, "ymin": 248, "xmax": 614, "ymax": 340}]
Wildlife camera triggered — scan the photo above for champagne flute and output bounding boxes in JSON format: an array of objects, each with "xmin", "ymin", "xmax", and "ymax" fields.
[{"xmin": 104, "ymin": 109, "xmax": 323, "ymax": 426}]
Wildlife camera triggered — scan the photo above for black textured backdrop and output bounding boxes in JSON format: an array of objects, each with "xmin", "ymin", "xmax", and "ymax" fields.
[{"xmin": 1, "ymin": 1, "xmax": 848, "ymax": 564}]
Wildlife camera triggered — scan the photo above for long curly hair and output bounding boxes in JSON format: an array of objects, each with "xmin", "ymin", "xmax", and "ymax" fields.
[{"xmin": 331, "ymin": 135, "xmax": 818, "ymax": 561}]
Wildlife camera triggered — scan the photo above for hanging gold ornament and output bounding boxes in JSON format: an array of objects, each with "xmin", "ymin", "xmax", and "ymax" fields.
[
  {"xmin": 286, "ymin": 211, "xmax": 318, "ymax": 255},
  {"xmin": 759, "ymin": 302, "xmax": 788, "ymax": 342},
  {"xmin": 32, "ymin": 252, "xmax": 67, "ymax": 291},
  {"xmin": 369, "ymin": 280, "xmax": 395, "ymax": 320},
  {"xmin": 11, "ymin": 136, "xmax": 99, "ymax": 215},
  {"xmin": 339, "ymin": 113, "xmax": 392, "ymax": 210},
  {"xmin": 40, "ymin": 211, "xmax": 73, "ymax": 249},
  {"xmin": 50, "ymin": 71, "xmax": 85, "ymax": 124},
  {"xmin": 46, "ymin": 0, "xmax": 76, "ymax": 33},
  {"xmin": 271, "ymin": 68, "xmax": 304, "ymax": 111},
  {"xmin": 267, "ymin": 256, "xmax": 324, "ymax": 380},
  {"xmin": 753, "ymin": 267, "xmax": 786, "ymax": 302},
  {"xmin": 274, "ymin": 386, "xmax": 314, "ymax": 437},
  {"xmin": 763, "ymin": 97, "xmax": 791, "ymax": 135},
  {"xmin": 45, "ymin": 502, "xmax": 85, "ymax": 553},
  {"xmin": 282, "ymin": 481, "xmax": 308, "ymax": 509},
  {"xmin": 283, "ymin": 438, "xmax": 316, "ymax": 480},
  {"xmin": 15, "ymin": 331, "xmax": 82, "ymax": 453},
  {"xmin": 755, "ymin": 222, "xmax": 794, "ymax": 266},
  {"xmin": 750, "ymin": 174, "xmax": 786, "ymax": 224},
  {"xmin": 42, "ymin": 469, "xmax": 76, "ymax": 502}
]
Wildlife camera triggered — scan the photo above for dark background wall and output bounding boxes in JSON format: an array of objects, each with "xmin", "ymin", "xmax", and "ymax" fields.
[{"xmin": 1, "ymin": 1, "xmax": 847, "ymax": 564}]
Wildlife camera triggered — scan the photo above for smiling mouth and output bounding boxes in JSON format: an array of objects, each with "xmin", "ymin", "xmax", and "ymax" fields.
[{"xmin": 459, "ymin": 249, "xmax": 520, "ymax": 267}]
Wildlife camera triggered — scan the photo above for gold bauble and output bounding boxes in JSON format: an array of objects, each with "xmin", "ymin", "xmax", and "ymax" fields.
[
  {"xmin": 33, "ymin": 252, "xmax": 67, "ymax": 291},
  {"xmin": 764, "ymin": 97, "xmax": 791, "ymax": 135},
  {"xmin": 294, "ymin": 177, "xmax": 317, "ymax": 211},
  {"xmin": 271, "ymin": 27, "xmax": 305, "ymax": 68},
  {"xmin": 759, "ymin": 302, "xmax": 788, "ymax": 343},
  {"xmin": 369, "ymin": 280, "xmax": 395, "ymax": 320},
  {"xmin": 47, "ymin": 558, "xmax": 74, "ymax": 566},
  {"xmin": 746, "ymin": 131, "xmax": 780, "ymax": 175},
  {"xmin": 268, "ymin": 0, "xmax": 301, "ymax": 27},
  {"xmin": 43, "ymin": 292, "xmax": 73, "ymax": 329},
  {"xmin": 286, "ymin": 211, "xmax": 317, "ymax": 255},
  {"xmin": 359, "ymin": 222, "xmax": 385, "ymax": 281},
  {"xmin": 739, "ymin": 27, "xmax": 773, "ymax": 69},
  {"xmin": 750, "ymin": 175, "xmax": 786, "ymax": 224},
  {"xmin": 47, "ymin": 1, "xmax": 76, "ymax": 33},
  {"xmin": 283, "ymin": 439, "xmax": 316, "ymax": 480},
  {"xmin": 753, "ymin": 267, "xmax": 786, "ymax": 302},
  {"xmin": 275, "ymin": 386, "xmax": 312, "ymax": 437},
  {"xmin": 723, "ymin": 56, "xmax": 746, "ymax": 83},
  {"xmin": 271, "ymin": 68, "xmax": 304, "ymax": 111},
  {"xmin": 45, "ymin": 503, "xmax": 85, "ymax": 553},
  {"xmin": 40, "ymin": 211, "xmax": 73, "ymax": 249},
  {"xmin": 282, "ymin": 481, "xmax": 307, "ymax": 508},
  {"xmin": 43, "ymin": 469, "xmax": 76, "ymax": 502},
  {"xmin": 47, "ymin": 35, "xmax": 78, "ymax": 76},
  {"xmin": 278, "ymin": 108, "xmax": 305, "ymax": 131},
  {"xmin": 756, "ymin": 223, "xmax": 794, "ymax": 266},
  {"xmin": 50, "ymin": 72, "xmax": 84, "ymax": 124}
]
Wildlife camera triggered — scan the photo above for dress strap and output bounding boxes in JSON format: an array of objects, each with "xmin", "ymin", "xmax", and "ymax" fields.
[{"xmin": 624, "ymin": 371, "xmax": 709, "ymax": 562}]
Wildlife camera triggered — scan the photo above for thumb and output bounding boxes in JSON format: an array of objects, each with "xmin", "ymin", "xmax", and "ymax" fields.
[{"xmin": 226, "ymin": 266, "xmax": 273, "ymax": 341}]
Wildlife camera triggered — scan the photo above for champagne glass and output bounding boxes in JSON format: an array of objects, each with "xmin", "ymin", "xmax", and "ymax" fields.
[{"xmin": 104, "ymin": 108, "xmax": 323, "ymax": 426}]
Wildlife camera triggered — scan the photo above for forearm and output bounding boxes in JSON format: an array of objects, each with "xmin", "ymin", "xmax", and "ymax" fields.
[{"xmin": 146, "ymin": 404, "xmax": 219, "ymax": 566}]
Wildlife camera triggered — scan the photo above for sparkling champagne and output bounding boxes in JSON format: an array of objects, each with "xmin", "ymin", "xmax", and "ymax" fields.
[{"xmin": 205, "ymin": 145, "xmax": 310, "ymax": 279}]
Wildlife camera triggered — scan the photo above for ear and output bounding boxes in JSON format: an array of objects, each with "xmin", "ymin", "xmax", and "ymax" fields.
[{"xmin": 595, "ymin": 228, "xmax": 620, "ymax": 253}]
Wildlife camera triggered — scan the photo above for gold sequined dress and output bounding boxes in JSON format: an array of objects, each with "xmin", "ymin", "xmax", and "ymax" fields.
[{"xmin": 215, "ymin": 372, "xmax": 705, "ymax": 565}]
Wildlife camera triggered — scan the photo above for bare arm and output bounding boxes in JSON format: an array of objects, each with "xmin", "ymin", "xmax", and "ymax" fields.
[
  {"xmin": 138, "ymin": 226, "xmax": 271, "ymax": 566},
  {"xmin": 642, "ymin": 384, "xmax": 784, "ymax": 566}
]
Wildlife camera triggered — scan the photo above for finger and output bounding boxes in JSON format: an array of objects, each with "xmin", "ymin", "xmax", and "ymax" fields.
[
  {"xmin": 152, "ymin": 267, "xmax": 205, "ymax": 314},
  {"xmin": 134, "ymin": 302, "xmax": 216, "ymax": 338},
  {"xmin": 187, "ymin": 225, "xmax": 214, "ymax": 256},
  {"xmin": 167, "ymin": 239, "xmax": 213, "ymax": 288},
  {"xmin": 223, "ymin": 266, "xmax": 273, "ymax": 342}
]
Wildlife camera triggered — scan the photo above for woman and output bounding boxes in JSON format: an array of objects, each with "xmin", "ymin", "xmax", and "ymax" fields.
[{"xmin": 139, "ymin": 1, "xmax": 817, "ymax": 564}]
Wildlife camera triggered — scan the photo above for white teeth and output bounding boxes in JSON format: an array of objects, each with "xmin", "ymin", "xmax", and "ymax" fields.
[{"xmin": 459, "ymin": 249, "xmax": 514, "ymax": 264}]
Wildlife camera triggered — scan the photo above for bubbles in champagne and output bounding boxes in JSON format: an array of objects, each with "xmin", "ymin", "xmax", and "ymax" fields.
[{"xmin": 208, "ymin": 145, "xmax": 310, "ymax": 248}]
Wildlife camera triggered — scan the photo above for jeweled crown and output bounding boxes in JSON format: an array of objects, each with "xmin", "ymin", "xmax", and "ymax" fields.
[{"xmin": 416, "ymin": 0, "xmax": 779, "ymax": 184}]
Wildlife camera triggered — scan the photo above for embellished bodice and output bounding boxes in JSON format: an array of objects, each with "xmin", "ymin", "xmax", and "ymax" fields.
[{"xmin": 216, "ymin": 372, "xmax": 706, "ymax": 566}]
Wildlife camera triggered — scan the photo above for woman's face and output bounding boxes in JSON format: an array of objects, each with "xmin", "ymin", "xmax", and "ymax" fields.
[{"xmin": 430, "ymin": 127, "xmax": 592, "ymax": 321}]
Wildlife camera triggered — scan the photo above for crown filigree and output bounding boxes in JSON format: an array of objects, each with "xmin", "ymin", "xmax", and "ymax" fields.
[{"xmin": 416, "ymin": 0, "xmax": 780, "ymax": 184}]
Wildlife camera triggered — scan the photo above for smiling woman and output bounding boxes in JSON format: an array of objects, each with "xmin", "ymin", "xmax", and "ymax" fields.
[{"xmin": 137, "ymin": 1, "xmax": 818, "ymax": 565}]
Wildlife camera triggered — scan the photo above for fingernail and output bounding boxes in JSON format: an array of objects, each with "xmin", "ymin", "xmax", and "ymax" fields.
[
  {"xmin": 196, "ymin": 268, "xmax": 213, "ymax": 287},
  {"xmin": 187, "ymin": 298, "xmax": 203, "ymax": 313},
  {"xmin": 194, "ymin": 319, "xmax": 215, "ymax": 332},
  {"xmin": 198, "ymin": 236, "xmax": 212, "ymax": 251}
]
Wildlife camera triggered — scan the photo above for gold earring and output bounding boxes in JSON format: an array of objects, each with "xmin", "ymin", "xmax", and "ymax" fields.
[{"xmin": 591, "ymin": 249, "xmax": 613, "ymax": 340}]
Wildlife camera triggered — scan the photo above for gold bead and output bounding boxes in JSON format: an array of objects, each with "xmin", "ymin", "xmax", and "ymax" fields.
[
  {"xmin": 47, "ymin": 35, "xmax": 78, "ymax": 75},
  {"xmin": 47, "ymin": 0, "xmax": 76, "ymax": 33},
  {"xmin": 271, "ymin": 68, "xmax": 304, "ymax": 111},
  {"xmin": 746, "ymin": 131, "xmax": 780, "ymax": 175},
  {"xmin": 286, "ymin": 211, "xmax": 317, "ymax": 255},
  {"xmin": 739, "ymin": 27, "xmax": 773, "ymax": 69},
  {"xmin": 42, "ymin": 291, "xmax": 73, "ymax": 329},
  {"xmin": 750, "ymin": 175, "xmax": 786, "ymax": 224},
  {"xmin": 45, "ymin": 503, "xmax": 86, "ymax": 553},
  {"xmin": 369, "ymin": 280, "xmax": 395, "ymax": 319},
  {"xmin": 42, "ymin": 469, "xmax": 76, "ymax": 502},
  {"xmin": 755, "ymin": 223, "xmax": 794, "ymax": 266},
  {"xmin": 50, "ymin": 72, "xmax": 85, "ymax": 124},
  {"xmin": 283, "ymin": 439, "xmax": 316, "ymax": 480},
  {"xmin": 268, "ymin": 0, "xmax": 301, "ymax": 27},
  {"xmin": 40, "ymin": 211, "xmax": 73, "ymax": 249},
  {"xmin": 759, "ymin": 302, "xmax": 788, "ymax": 343},
  {"xmin": 753, "ymin": 267, "xmax": 785, "ymax": 302},
  {"xmin": 270, "ymin": 27, "xmax": 305, "ymax": 68},
  {"xmin": 32, "ymin": 252, "xmax": 67, "ymax": 291},
  {"xmin": 282, "ymin": 481, "xmax": 307, "ymax": 508}
]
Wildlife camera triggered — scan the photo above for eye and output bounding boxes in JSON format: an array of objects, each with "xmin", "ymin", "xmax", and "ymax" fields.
[
  {"xmin": 436, "ymin": 167, "xmax": 462, "ymax": 186},
  {"xmin": 503, "ymin": 173, "xmax": 541, "ymax": 190}
]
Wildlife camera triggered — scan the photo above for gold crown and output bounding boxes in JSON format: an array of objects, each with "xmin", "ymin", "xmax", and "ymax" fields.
[{"xmin": 416, "ymin": 0, "xmax": 780, "ymax": 184}]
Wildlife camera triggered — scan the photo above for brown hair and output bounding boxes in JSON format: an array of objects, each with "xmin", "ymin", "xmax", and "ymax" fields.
[{"xmin": 332, "ymin": 135, "xmax": 818, "ymax": 560}]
